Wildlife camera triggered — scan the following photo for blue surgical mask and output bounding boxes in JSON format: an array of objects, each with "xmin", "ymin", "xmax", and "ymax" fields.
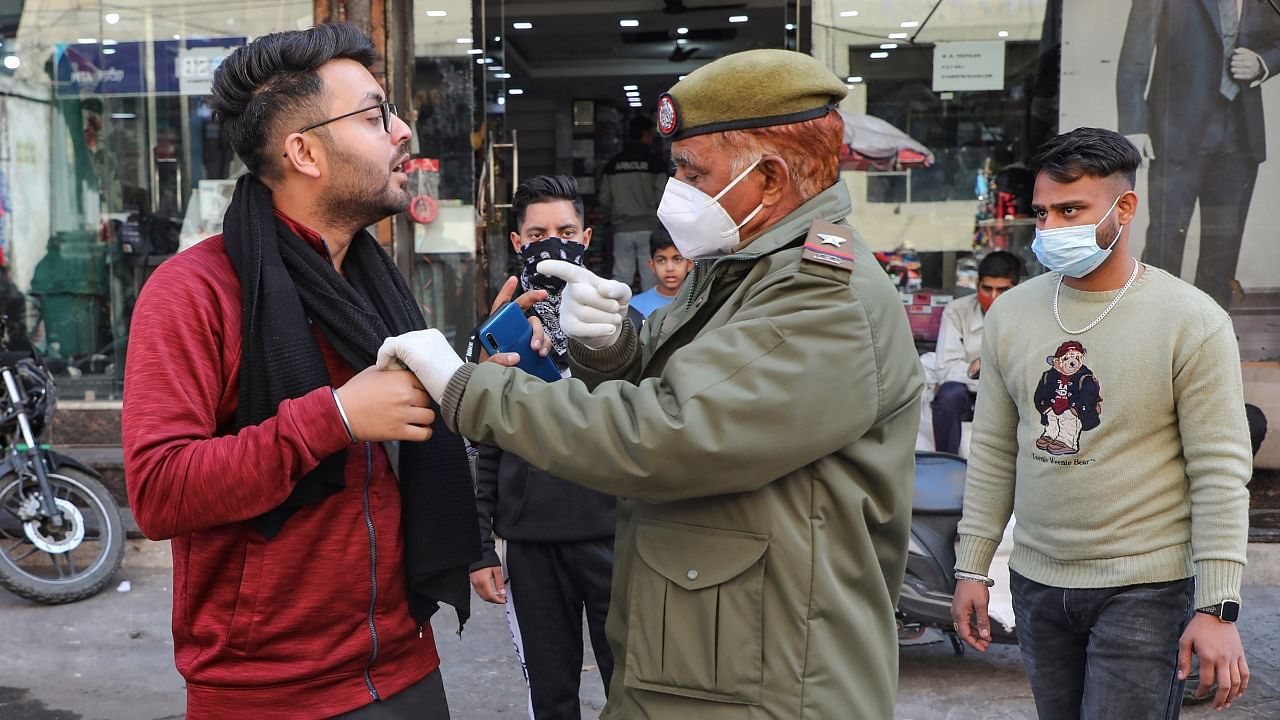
[{"xmin": 1032, "ymin": 195, "xmax": 1124, "ymax": 278}]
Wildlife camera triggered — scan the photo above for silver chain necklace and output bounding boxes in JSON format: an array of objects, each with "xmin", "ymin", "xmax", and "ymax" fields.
[{"xmin": 1053, "ymin": 259, "xmax": 1140, "ymax": 335}]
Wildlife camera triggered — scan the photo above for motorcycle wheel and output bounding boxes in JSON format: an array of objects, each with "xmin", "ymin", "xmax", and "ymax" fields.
[{"xmin": 0, "ymin": 468, "xmax": 125, "ymax": 604}]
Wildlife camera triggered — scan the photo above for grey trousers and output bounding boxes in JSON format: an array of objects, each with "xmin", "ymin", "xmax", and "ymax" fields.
[{"xmin": 611, "ymin": 230, "xmax": 658, "ymax": 290}]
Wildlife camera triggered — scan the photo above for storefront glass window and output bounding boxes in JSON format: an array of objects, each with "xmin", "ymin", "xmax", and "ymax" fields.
[
  {"xmin": 473, "ymin": 0, "xmax": 807, "ymax": 296},
  {"xmin": 812, "ymin": 0, "xmax": 1279, "ymax": 319},
  {"xmin": 812, "ymin": 0, "xmax": 1056, "ymax": 287},
  {"xmin": 411, "ymin": 0, "xmax": 479, "ymax": 350},
  {"xmin": 1, "ymin": 1, "xmax": 311, "ymax": 400}
]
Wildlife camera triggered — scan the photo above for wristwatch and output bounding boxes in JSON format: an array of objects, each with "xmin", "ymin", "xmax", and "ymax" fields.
[{"xmin": 1195, "ymin": 599, "xmax": 1241, "ymax": 623}]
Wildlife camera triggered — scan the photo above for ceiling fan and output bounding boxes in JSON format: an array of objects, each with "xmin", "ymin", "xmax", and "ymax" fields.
[
  {"xmin": 663, "ymin": 0, "xmax": 747, "ymax": 14},
  {"xmin": 669, "ymin": 42, "xmax": 702, "ymax": 61}
]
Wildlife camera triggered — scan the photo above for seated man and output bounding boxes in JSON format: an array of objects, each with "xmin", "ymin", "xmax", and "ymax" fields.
[
  {"xmin": 629, "ymin": 226, "xmax": 693, "ymax": 320},
  {"xmin": 932, "ymin": 251, "xmax": 1021, "ymax": 454}
]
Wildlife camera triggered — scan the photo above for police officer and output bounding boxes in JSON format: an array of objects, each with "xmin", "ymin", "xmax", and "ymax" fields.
[{"xmin": 380, "ymin": 49, "xmax": 923, "ymax": 719}]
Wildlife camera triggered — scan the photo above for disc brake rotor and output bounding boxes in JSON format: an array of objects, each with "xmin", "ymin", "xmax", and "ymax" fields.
[{"xmin": 23, "ymin": 497, "xmax": 85, "ymax": 554}]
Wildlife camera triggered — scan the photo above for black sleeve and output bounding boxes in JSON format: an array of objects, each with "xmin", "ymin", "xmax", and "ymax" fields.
[{"xmin": 471, "ymin": 443, "xmax": 503, "ymax": 571}]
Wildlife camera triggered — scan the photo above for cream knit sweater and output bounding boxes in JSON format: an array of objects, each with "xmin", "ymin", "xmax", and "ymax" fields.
[{"xmin": 955, "ymin": 265, "xmax": 1251, "ymax": 608}]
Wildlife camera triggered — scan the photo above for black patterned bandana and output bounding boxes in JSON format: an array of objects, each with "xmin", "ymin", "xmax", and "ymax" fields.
[{"xmin": 517, "ymin": 237, "xmax": 586, "ymax": 358}]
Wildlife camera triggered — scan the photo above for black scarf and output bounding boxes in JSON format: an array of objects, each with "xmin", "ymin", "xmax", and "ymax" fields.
[{"xmin": 222, "ymin": 174, "xmax": 477, "ymax": 626}]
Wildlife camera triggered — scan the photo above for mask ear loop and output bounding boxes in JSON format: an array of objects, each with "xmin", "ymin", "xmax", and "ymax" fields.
[
  {"xmin": 1102, "ymin": 224, "xmax": 1123, "ymax": 252},
  {"xmin": 712, "ymin": 157, "xmax": 766, "ymax": 235},
  {"xmin": 711, "ymin": 157, "xmax": 763, "ymax": 203},
  {"xmin": 733, "ymin": 202, "xmax": 765, "ymax": 233},
  {"xmin": 1099, "ymin": 194, "xmax": 1126, "ymax": 251}
]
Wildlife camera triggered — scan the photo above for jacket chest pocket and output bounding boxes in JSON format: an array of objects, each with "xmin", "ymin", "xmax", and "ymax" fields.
[{"xmin": 624, "ymin": 519, "xmax": 768, "ymax": 705}]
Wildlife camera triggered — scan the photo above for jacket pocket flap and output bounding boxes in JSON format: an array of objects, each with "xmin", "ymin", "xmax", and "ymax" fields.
[{"xmin": 635, "ymin": 519, "xmax": 768, "ymax": 591}]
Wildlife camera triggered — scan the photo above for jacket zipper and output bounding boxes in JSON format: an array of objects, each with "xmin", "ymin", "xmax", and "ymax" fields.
[
  {"xmin": 684, "ymin": 253, "xmax": 761, "ymax": 311},
  {"xmin": 685, "ymin": 228, "xmax": 817, "ymax": 311},
  {"xmin": 684, "ymin": 261, "xmax": 703, "ymax": 310},
  {"xmin": 361, "ymin": 442, "xmax": 382, "ymax": 701}
]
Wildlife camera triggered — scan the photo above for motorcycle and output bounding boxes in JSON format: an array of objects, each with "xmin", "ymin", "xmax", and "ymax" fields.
[
  {"xmin": 898, "ymin": 451, "xmax": 1018, "ymax": 653},
  {"xmin": 0, "ymin": 349, "xmax": 125, "ymax": 603}
]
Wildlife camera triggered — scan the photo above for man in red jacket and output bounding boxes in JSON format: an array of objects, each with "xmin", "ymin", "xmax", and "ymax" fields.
[{"xmin": 122, "ymin": 24, "xmax": 478, "ymax": 719}]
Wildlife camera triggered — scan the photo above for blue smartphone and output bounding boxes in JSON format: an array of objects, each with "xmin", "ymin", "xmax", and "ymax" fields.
[{"xmin": 477, "ymin": 302, "xmax": 561, "ymax": 382}]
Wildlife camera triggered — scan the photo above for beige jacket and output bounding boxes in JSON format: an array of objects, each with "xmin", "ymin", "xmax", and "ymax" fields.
[{"xmin": 442, "ymin": 181, "xmax": 923, "ymax": 718}]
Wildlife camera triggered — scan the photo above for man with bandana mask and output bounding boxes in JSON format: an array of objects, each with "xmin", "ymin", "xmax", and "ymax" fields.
[
  {"xmin": 377, "ymin": 49, "xmax": 922, "ymax": 719},
  {"xmin": 465, "ymin": 175, "xmax": 615, "ymax": 720}
]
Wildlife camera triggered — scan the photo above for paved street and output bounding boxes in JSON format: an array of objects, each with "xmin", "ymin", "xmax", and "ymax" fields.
[{"xmin": 2, "ymin": 545, "xmax": 1278, "ymax": 719}]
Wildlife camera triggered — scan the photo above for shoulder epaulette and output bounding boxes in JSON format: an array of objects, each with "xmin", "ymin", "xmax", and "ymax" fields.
[{"xmin": 800, "ymin": 220, "xmax": 855, "ymax": 275}]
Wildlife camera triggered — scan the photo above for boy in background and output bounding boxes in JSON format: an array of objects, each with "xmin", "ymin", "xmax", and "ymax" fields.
[{"xmin": 630, "ymin": 226, "xmax": 693, "ymax": 319}]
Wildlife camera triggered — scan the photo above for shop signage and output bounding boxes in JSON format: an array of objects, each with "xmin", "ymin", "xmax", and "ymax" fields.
[
  {"xmin": 56, "ymin": 42, "xmax": 146, "ymax": 95},
  {"xmin": 55, "ymin": 38, "xmax": 243, "ymax": 98},
  {"xmin": 177, "ymin": 47, "xmax": 234, "ymax": 96},
  {"xmin": 932, "ymin": 41, "xmax": 1005, "ymax": 92}
]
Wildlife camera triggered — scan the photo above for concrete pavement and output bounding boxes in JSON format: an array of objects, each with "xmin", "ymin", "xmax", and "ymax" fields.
[
  {"xmin": 2, "ymin": 542, "xmax": 1277, "ymax": 719},
  {"xmin": 0, "ymin": 542, "xmax": 604, "ymax": 720}
]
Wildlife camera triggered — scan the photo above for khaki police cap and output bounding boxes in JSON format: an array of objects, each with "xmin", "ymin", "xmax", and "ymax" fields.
[{"xmin": 656, "ymin": 49, "xmax": 847, "ymax": 140}]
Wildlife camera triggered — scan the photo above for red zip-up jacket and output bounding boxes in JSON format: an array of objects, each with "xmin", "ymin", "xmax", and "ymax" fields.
[{"xmin": 122, "ymin": 216, "xmax": 440, "ymax": 719}]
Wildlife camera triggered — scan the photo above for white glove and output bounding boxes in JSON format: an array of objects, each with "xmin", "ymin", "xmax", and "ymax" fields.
[
  {"xmin": 537, "ymin": 260, "xmax": 632, "ymax": 350},
  {"xmin": 376, "ymin": 328, "xmax": 464, "ymax": 401}
]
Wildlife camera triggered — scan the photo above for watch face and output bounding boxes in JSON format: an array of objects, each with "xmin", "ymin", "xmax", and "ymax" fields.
[{"xmin": 1221, "ymin": 601, "xmax": 1240, "ymax": 623}]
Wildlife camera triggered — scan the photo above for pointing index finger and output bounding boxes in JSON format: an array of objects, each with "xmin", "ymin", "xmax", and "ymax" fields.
[{"xmin": 537, "ymin": 259, "xmax": 596, "ymax": 285}]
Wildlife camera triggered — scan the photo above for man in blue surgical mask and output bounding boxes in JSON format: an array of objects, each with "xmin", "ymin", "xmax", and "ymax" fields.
[
  {"xmin": 376, "ymin": 49, "xmax": 923, "ymax": 719},
  {"xmin": 952, "ymin": 127, "xmax": 1251, "ymax": 718}
]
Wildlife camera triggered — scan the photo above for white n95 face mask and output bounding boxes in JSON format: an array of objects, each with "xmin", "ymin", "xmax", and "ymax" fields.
[
  {"xmin": 1031, "ymin": 194, "xmax": 1124, "ymax": 279},
  {"xmin": 657, "ymin": 158, "xmax": 764, "ymax": 260}
]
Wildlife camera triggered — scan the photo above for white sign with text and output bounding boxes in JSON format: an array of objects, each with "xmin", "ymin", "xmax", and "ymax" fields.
[{"xmin": 932, "ymin": 41, "xmax": 1005, "ymax": 92}]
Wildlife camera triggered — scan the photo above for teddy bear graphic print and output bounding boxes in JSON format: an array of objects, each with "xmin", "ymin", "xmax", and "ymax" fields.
[{"xmin": 1032, "ymin": 340, "xmax": 1103, "ymax": 457}]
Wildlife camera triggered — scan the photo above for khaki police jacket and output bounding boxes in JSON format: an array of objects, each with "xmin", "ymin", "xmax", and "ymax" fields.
[{"xmin": 441, "ymin": 180, "xmax": 923, "ymax": 719}]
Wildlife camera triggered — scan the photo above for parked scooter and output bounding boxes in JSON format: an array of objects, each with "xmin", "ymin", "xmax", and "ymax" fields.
[
  {"xmin": 0, "ymin": 349, "xmax": 124, "ymax": 603},
  {"xmin": 898, "ymin": 451, "xmax": 1018, "ymax": 653}
]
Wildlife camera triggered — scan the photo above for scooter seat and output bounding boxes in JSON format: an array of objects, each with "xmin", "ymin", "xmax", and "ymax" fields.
[
  {"xmin": 914, "ymin": 452, "xmax": 966, "ymax": 514},
  {"xmin": 0, "ymin": 351, "xmax": 34, "ymax": 366}
]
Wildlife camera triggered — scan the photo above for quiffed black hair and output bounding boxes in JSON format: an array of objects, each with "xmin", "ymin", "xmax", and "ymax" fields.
[
  {"xmin": 649, "ymin": 225, "xmax": 675, "ymax": 258},
  {"xmin": 977, "ymin": 250, "xmax": 1022, "ymax": 284},
  {"xmin": 511, "ymin": 175, "xmax": 584, "ymax": 231},
  {"xmin": 1030, "ymin": 127, "xmax": 1141, "ymax": 189},
  {"xmin": 210, "ymin": 23, "xmax": 376, "ymax": 180}
]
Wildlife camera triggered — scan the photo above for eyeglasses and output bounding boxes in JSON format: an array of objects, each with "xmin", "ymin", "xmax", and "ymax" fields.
[
  {"xmin": 283, "ymin": 101, "xmax": 399, "ymax": 158},
  {"xmin": 298, "ymin": 100, "xmax": 398, "ymax": 134}
]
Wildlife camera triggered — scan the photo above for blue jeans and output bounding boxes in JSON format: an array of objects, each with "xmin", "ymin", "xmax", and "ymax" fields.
[
  {"xmin": 931, "ymin": 381, "xmax": 975, "ymax": 455},
  {"xmin": 1010, "ymin": 570, "xmax": 1194, "ymax": 720}
]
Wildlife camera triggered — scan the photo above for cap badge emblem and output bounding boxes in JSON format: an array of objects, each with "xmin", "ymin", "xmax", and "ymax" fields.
[{"xmin": 657, "ymin": 93, "xmax": 679, "ymax": 136}]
